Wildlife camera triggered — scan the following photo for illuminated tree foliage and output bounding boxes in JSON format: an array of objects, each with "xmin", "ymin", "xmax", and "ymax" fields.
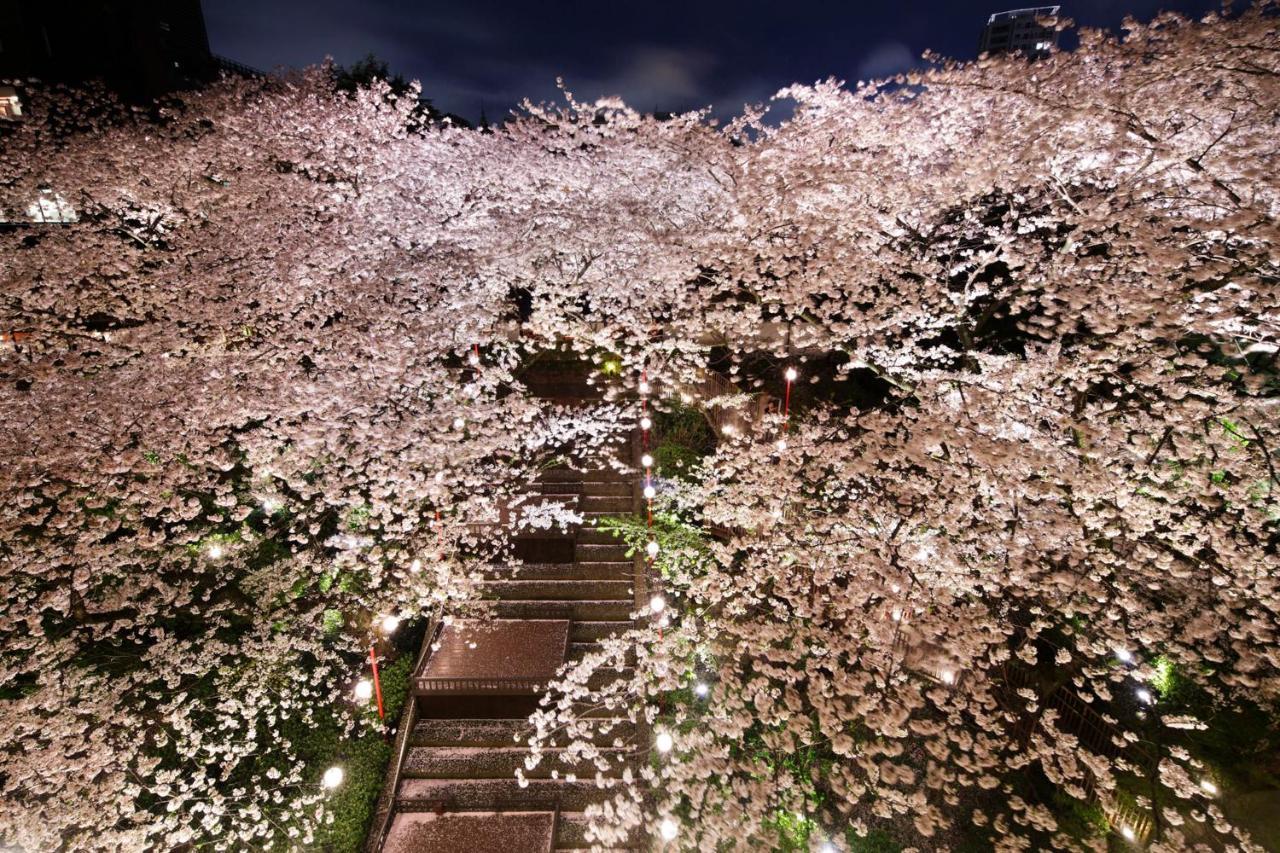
[{"xmin": 1, "ymin": 5, "xmax": 1278, "ymax": 850}]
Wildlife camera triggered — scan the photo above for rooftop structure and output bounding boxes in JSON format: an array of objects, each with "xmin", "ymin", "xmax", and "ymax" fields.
[{"xmin": 978, "ymin": 6, "xmax": 1061, "ymax": 59}]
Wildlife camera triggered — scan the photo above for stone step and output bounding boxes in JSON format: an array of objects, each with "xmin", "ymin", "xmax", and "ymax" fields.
[
  {"xmin": 483, "ymin": 562, "xmax": 632, "ymax": 581},
  {"xmin": 491, "ymin": 599, "xmax": 632, "ymax": 621},
  {"xmin": 585, "ymin": 667, "xmax": 635, "ymax": 691},
  {"xmin": 410, "ymin": 718, "xmax": 531, "ymax": 748},
  {"xmin": 384, "ymin": 811, "xmax": 561, "ymax": 853},
  {"xmin": 577, "ymin": 526, "xmax": 626, "ymax": 545},
  {"xmin": 579, "ymin": 495, "xmax": 635, "ymax": 514},
  {"xmin": 537, "ymin": 482, "xmax": 583, "ymax": 496},
  {"xmin": 556, "ymin": 812, "xmax": 641, "ymax": 849},
  {"xmin": 412, "ymin": 712, "xmax": 637, "ymax": 747},
  {"xmin": 566, "ymin": 644, "xmax": 637, "ymax": 668},
  {"xmin": 397, "ymin": 778, "xmax": 623, "ymax": 812},
  {"xmin": 513, "ymin": 539, "xmax": 576, "ymax": 564},
  {"xmin": 583, "ymin": 514, "xmax": 632, "ymax": 540},
  {"xmin": 567, "ymin": 642, "xmax": 601, "ymax": 661},
  {"xmin": 575, "ymin": 543, "xmax": 631, "ymax": 562},
  {"xmin": 513, "ymin": 528, "xmax": 576, "ymax": 541},
  {"xmin": 402, "ymin": 745, "xmax": 631, "ymax": 780},
  {"xmin": 480, "ymin": 579, "xmax": 633, "ymax": 602},
  {"xmin": 570, "ymin": 621, "xmax": 632, "ymax": 643},
  {"xmin": 579, "ymin": 481, "xmax": 633, "ymax": 497},
  {"xmin": 539, "ymin": 467, "xmax": 630, "ymax": 485},
  {"xmin": 410, "ymin": 717, "xmax": 635, "ymax": 749}
]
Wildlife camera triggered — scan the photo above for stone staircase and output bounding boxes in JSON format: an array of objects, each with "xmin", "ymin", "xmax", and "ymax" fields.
[{"xmin": 375, "ymin": 368, "xmax": 642, "ymax": 852}]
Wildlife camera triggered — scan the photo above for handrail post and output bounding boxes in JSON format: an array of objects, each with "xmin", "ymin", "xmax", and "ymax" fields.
[{"xmin": 365, "ymin": 607, "xmax": 441, "ymax": 852}]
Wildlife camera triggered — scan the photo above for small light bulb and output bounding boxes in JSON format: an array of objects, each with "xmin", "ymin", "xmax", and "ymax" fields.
[
  {"xmin": 354, "ymin": 679, "xmax": 373, "ymax": 701},
  {"xmin": 679, "ymin": 392, "xmax": 692, "ymax": 403},
  {"xmin": 644, "ymin": 485, "xmax": 656, "ymax": 499},
  {"xmin": 694, "ymin": 682, "xmax": 708, "ymax": 697},
  {"xmin": 646, "ymin": 541, "xmax": 660, "ymax": 558},
  {"xmin": 1200, "ymin": 779, "xmax": 1218, "ymax": 796},
  {"xmin": 775, "ymin": 439, "xmax": 787, "ymax": 451},
  {"xmin": 452, "ymin": 416, "xmax": 465, "ymax": 430},
  {"xmin": 641, "ymin": 453, "xmax": 654, "ymax": 468},
  {"xmin": 820, "ymin": 843, "xmax": 837, "ymax": 853},
  {"xmin": 1121, "ymin": 825, "xmax": 1135, "ymax": 841},
  {"xmin": 722, "ymin": 423, "xmax": 735, "ymax": 436},
  {"xmin": 655, "ymin": 730, "xmax": 674, "ymax": 753},
  {"xmin": 410, "ymin": 558, "xmax": 422, "ymax": 573},
  {"xmin": 890, "ymin": 607, "xmax": 902, "ymax": 622},
  {"xmin": 381, "ymin": 615, "xmax": 400, "ymax": 634},
  {"xmin": 659, "ymin": 817, "xmax": 678, "ymax": 841},
  {"xmin": 639, "ymin": 380, "xmax": 651, "ymax": 395},
  {"xmin": 1136, "ymin": 688, "xmax": 1152, "ymax": 705},
  {"xmin": 206, "ymin": 544, "xmax": 223, "ymax": 560},
  {"xmin": 322, "ymin": 766, "xmax": 344, "ymax": 789},
  {"xmin": 261, "ymin": 497, "xmax": 278, "ymax": 513},
  {"xmin": 649, "ymin": 595, "xmax": 666, "ymax": 614},
  {"xmin": 468, "ymin": 351, "xmax": 480, "ymax": 366},
  {"xmin": 941, "ymin": 670, "xmax": 955, "ymax": 685},
  {"xmin": 785, "ymin": 367, "xmax": 798, "ymax": 382},
  {"xmin": 640, "ymin": 416, "xmax": 652, "ymax": 430},
  {"xmin": 1115, "ymin": 647, "xmax": 1132, "ymax": 663}
]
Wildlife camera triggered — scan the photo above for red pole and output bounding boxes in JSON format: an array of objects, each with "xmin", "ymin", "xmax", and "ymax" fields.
[
  {"xmin": 369, "ymin": 645, "xmax": 385, "ymax": 721},
  {"xmin": 783, "ymin": 378, "xmax": 793, "ymax": 432}
]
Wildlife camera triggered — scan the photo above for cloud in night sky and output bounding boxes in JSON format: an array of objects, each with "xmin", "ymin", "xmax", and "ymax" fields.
[
  {"xmin": 856, "ymin": 41, "xmax": 917, "ymax": 82},
  {"xmin": 202, "ymin": 0, "xmax": 1225, "ymax": 122}
]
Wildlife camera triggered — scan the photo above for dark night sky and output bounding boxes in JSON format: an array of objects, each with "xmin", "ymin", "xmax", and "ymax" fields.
[{"xmin": 203, "ymin": 0, "xmax": 1222, "ymax": 122}]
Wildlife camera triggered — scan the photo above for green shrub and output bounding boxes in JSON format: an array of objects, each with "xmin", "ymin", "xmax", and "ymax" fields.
[
  {"xmin": 1051, "ymin": 789, "xmax": 1108, "ymax": 841},
  {"xmin": 845, "ymin": 827, "xmax": 902, "ymax": 852},
  {"xmin": 283, "ymin": 653, "xmax": 413, "ymax": 851},
  {"xmin": 654, "ymin": 403, "xmax": 715, "ymax": 481}
]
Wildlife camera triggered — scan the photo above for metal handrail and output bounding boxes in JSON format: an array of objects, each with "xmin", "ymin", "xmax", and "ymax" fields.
[
  {"xmin": 214, "ymin": 54, "xmax": 266, "ymax": 79},
  {"xmin": 412, "ymin": 675, "xmax": 547, "ymax": 694},
  {"xmin": 366, "ymin": 611, "xmax": 441, "ymax": 852}
]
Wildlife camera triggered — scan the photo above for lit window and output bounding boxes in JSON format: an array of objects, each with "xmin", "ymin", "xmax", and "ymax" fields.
[
  {"xmin": 27, "ymin": 189, "xmax": 77, "ymax": 223},
  {"xmin": 0, "ymin": 86, "xmax": 22, "ymax": 120}
]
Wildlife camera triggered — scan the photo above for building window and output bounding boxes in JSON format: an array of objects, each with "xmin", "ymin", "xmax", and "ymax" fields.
[
  {"xmin": 0, "ymin": 87, "xmax": 21, "ymax": 119},
  {"xmin": 27, "ymin": 189, "xmax": 77, "ymax": 223}
]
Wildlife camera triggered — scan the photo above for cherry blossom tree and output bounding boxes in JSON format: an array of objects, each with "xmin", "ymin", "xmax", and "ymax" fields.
[
  {"xmin": 1, "ymin": 3, "xmax": 1277, "ymax": 850},
  {"xmin": 523, "ymin": 7, "xmax": 1280, "ymax": 851},
  {"xmin": 0, "ymin": 72, "xmax": 635, "ymax": 849}
]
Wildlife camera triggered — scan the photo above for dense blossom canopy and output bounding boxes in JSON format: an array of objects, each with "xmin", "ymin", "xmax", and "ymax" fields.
[{"xmin": 1, "ymin": 4, "xmax": 1278, "ymax": 851}]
